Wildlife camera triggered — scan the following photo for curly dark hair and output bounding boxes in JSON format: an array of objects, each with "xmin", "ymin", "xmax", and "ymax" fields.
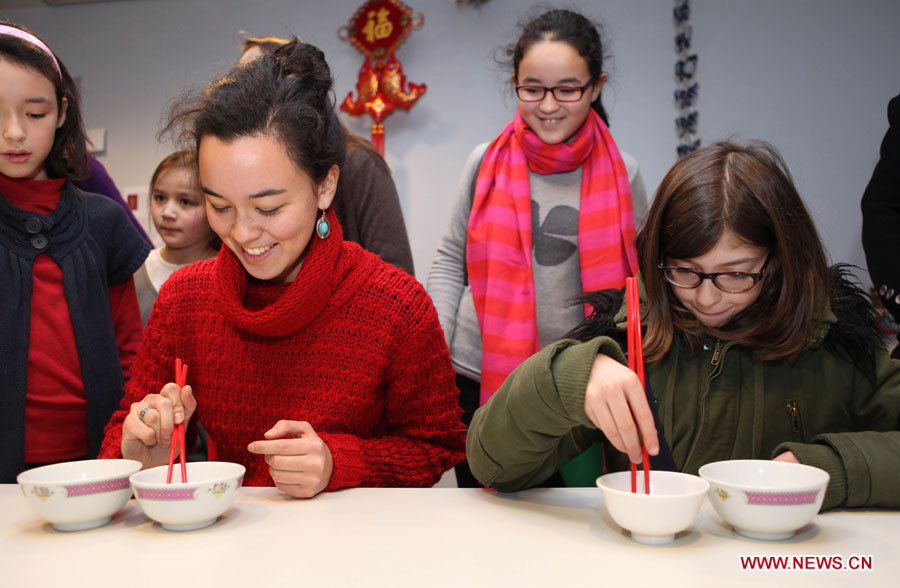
[{"xmin": 164, "ymin": 38, "xmax": 345, "ymax": 185}]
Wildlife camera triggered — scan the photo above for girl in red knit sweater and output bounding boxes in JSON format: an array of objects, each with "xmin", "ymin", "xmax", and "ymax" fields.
[{"xmin": 99, "ymin": 40, "xmax": 465, "ymax": 497}]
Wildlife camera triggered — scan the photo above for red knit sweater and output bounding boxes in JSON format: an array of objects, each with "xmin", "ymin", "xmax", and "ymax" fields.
[{"xmin": 99, "ymin": 215, "xmax": 465, "ymax": 490}]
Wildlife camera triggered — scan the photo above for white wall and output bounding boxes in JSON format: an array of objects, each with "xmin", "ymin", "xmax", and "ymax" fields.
[{"xmin": 5, "ymin": 0, "xmax": 899, "ymax": 281}]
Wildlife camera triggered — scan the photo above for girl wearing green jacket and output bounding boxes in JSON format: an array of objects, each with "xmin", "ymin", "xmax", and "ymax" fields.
[{"xmin": 467, "ymin": 141, "xmax": 900, "ymax": 510}]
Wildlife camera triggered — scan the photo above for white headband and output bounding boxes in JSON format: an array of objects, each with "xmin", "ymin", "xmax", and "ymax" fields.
[{"xmin": 0, "ymin": 24, "xmax": 62, "ymax": 81}]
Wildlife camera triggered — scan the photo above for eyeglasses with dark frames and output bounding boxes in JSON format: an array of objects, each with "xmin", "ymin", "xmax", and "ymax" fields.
[
  {"xmin": 658, "ymin": 253, "xmax": 771, "ymax": 294},
  {"xmin": 515, "ymin": 81, "xmax": 594, "ymax": 103}
]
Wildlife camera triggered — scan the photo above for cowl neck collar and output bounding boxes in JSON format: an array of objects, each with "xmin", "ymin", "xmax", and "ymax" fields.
[{"xmin": 214, "ymin": 208, "xmax": 342, "ymax": 337}]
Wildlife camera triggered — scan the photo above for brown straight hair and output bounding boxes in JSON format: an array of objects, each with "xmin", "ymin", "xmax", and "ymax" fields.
[{"xmin": 636, "ymin": 141, "xmax": 830, "ymax": 362}]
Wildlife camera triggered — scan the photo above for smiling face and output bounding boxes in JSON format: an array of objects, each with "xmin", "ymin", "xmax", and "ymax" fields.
[
  {"xmin": 515, "ymin": 40, "xmax": 603, "ymax": 145},
  {"xmin": 666, "ymin": 230, "xmax": 769, "ymax": 329},
  {"xmin": 150, "ymin": 166, "xmax": 214, "ymax": 256},
  {"xmin": 0, "ymin": 58, "xmax": 66, "ymax": 180},
  {"xmin": 198, "ymin": 134, "xmax": 337, "ymax": 283}
]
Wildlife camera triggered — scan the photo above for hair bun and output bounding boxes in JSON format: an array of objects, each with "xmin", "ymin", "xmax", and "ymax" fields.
[{"xmin": 271, "ymin": 40, "xmax": 334, "ymax": 105}]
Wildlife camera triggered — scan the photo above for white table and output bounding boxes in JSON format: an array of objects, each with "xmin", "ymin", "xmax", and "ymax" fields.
[{"xmin": 1, "ymin": 485, "xmax": 897, "ymax": 587}]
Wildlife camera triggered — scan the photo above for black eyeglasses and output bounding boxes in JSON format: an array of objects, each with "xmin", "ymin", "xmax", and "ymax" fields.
[
  {"xmin": 658, "ymin": 253, "xmax": 771, "ymax": 293},
  {"xmin": 515, "ymin": 81, "xmax": 594, "ymax": 103}
]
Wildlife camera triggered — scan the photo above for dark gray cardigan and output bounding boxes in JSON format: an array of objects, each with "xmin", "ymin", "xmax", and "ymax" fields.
[{"xmin": 0, "ymin": 182, "xmax": 150, "ymax": 482}]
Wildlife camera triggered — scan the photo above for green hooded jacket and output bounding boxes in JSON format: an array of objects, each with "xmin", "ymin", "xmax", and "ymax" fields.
[{"xmin": 467, "ymin": 280, "xmax": 900, "ymax": 510}]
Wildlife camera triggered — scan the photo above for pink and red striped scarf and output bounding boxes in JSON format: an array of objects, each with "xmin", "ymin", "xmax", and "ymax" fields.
[{"xmin": 467, "ymin": 109, "xmax": 638, "ymax": 405}]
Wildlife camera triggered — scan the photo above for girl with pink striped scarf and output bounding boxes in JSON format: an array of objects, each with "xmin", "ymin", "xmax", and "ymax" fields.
[{"xmin": 427, "ymin": 8, "xmax": 648, "ymax": 487}]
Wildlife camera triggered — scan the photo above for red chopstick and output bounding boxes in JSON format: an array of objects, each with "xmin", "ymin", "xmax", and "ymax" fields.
[
  {"xmin": 625, "ymin": 278, "xmax": 651, "ymax": 494},
  {"xmin": 166, "ymin": 358, "xmax": 189, "ymax": 484},
  {"xmin": 627, "ymin": 279, "xmax": 637, "ymax": 492}
]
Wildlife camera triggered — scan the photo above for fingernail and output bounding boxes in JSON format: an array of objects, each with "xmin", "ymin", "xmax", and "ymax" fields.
[
  {"xmin": 174, "ymin": 411, "xmax": 183, "ymax": 425},
  {"xmin": 247, "ymin": 443, "xmax": 256, "ymax": 453}
]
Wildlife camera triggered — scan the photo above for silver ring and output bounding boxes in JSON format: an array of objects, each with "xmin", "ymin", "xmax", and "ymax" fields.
[{"xmin": 138, "ymin": 406, "xmax": 152, "ymax": 423}]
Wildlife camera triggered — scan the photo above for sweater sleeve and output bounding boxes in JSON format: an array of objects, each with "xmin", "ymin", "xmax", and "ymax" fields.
[
  {"xmin": 341, "ymin": 146, "xmax": 415, "ymax": 276},
  {"xmin": 425, "ymin": 143, "xmax": 488, "ymax": 348},
  {"xmin": 621, "ymin": 150, "xmax": 649, "ymax": 231},
  {"xmin": 775, "ymin": 349, "xmax": 900, "ymax": 510},
  {"xmin": 466, "ymin": 336, "xmax": 623, "ymax": 492},
  {"xmin": 318, "ymin": 287, "xmax": 466, "ymax": 490}
]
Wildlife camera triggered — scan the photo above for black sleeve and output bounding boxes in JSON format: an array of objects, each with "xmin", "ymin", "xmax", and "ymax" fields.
[{"xmin": 862, "ymin": 94, "xmax": 900, "ymax": 322}]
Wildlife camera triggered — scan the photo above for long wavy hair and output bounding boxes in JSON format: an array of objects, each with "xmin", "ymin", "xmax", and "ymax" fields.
[{"xmin": 637, "ymin": 141, "xmax": 831, "ymax": 361}]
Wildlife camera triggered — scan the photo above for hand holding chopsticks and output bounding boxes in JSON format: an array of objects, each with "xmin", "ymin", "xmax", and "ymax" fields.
[
  {"xmin": 166, "ymin": 358, "xmax": 189, "ymax": 484},
  {"xmin": 120, "ymin": 357, "xmax": 197, "ymax": 473},
  {"xmin": 581, "ymin": 282, "xmax": 659, "ymax": 472}
]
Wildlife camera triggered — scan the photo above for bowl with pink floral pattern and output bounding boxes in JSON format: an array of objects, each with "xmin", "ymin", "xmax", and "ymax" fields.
[
  {"xmin": 17, "ymin": 459, "xmax": 142, "ymax": 531},
  {"xmin": 129, "ymin": 461, "xmax": 245, "ymax": 531},
  {"xmin": 698, "ymin": 460, "xmax": 829, "ymax": 540}
]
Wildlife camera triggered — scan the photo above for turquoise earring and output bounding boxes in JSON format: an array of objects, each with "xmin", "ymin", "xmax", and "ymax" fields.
[{"xmin": 315, "ymin": 209, "xmax": 330, "ymax": 239}]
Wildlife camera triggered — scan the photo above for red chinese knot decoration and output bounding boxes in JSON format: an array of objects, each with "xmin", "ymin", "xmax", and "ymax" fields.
[{"xmin": 338, "ymin": 0, "xmax": 426, "ymax": 155}]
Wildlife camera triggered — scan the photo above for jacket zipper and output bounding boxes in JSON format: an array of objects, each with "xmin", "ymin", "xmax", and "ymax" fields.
[
  {"xmin": 683, "ymin": 340, "xmax": 732, "ymax": 468},
  {"xmin": 710, "ymin": 339, "xmax": 721, "ymax": 366},
  {"xmin": 786, "ymin": 400, "xmax": 804, "ymax": 442}
]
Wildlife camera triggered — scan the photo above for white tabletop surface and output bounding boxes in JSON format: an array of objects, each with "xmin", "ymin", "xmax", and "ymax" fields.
[{"xmin": 2, "ymin": 484, "xmax": 897, "ymax": 587}]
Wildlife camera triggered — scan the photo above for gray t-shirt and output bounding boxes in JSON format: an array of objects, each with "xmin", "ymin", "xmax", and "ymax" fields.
[{"xmin": 426, "ymin": 143, "xmax": 647, "ymax": 380}]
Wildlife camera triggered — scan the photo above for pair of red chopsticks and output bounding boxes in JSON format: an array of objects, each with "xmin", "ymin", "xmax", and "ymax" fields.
[
  {"xmin": 166, "ymin": 358, "xmax": 189, "ymax": 484},
  {"xmin": 625, "ymin": 277, "xmax": 651, "ymax": 494}
]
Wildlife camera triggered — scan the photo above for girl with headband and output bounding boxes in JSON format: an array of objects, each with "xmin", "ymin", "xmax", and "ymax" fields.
[
  {"xmin": 0, "ymin": 22, "xmax": 150, "ymax": 482},
  {"xmin": 98, "ymin": 39, "xmax": 464, "ymax": 497}
]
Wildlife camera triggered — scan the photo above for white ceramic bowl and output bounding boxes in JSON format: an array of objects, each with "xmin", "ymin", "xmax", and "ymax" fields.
[
  {"xmin": 698, "ymin": 460, "xmax": 829, "ymax": 540},
  {"xmin": 17, "ymin": 459, "xmax": 142, "ymax": 531},
  {"xmin": 596, "ymin": 470, "xmax": 709, "ymax": 544},
  {"xmin": 129, "ymin": 461, "xmax": 245, "ymax": 531}
]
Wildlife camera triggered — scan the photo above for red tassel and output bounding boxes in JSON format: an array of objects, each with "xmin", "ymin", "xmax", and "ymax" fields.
[{"xmin": 371, "ymin": 123, "xmax": 385, "ymax": 156}]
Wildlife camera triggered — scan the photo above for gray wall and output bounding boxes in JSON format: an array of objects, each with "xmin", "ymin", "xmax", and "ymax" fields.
[{"xmin": 5, "ymin": 0, "xmax": 900, "ymax": 281}]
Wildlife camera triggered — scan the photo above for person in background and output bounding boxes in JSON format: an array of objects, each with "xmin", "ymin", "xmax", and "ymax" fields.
[
  {"xmin": 426, "ymin": 8, "xmax": 648, "ymax": 486},
  {"xmin": 99, "ymin": 39, "xmax": 464, "ymax": 498},
  {"xmin": 237, "ymin": 35, "xmax": 415, "ymax": 276},
  {"xmin": 76, "ymin": 154, "xmax": 153, "ymax": 245},
  {"xmin": 861, "ymin": 92, "xmax": 900, "ymax": 358},
  {"xmin": 0, "ymin": 22, "xmax": 149, "ymax": 482},
  {"xmin": 133, "ymin": 150, "xmax": 219, "ymax": 325},
  {"xmin": 467, "ymin": 141, "xmax": 900, "ymax": 511}
]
